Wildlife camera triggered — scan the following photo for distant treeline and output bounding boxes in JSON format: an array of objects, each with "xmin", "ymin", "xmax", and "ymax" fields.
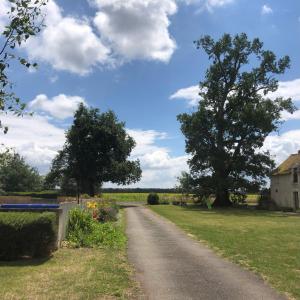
[{"xmin": 101, "ymin": 188, "xmax": 179, "ymax": 193}]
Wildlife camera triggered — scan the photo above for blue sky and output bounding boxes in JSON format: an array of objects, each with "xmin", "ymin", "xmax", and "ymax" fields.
[{"xmin": 0, "ymin": 0, "xmax": 300, "ymax": 187}]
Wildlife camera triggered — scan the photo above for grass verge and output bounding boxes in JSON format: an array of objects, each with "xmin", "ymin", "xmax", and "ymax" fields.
[
  {"xmin": 150, "ymin": 205, "xmax": 300, "ymax": 299},
  {"xmin": 0, "ymin": 210, "xmax": 138, "ymax": 300}
]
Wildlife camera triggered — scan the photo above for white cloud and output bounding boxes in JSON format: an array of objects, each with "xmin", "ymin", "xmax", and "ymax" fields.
[
  {"xmin": 180, "ymin": 0, "xmax": 234, "ymax": 12},
  {"xmin": 93, "ymin": 0, "xmax": 177, "ymax": 63},
  {"xmin": 28, "ymin": 94, "xmax": 86, "ymax": 120},
  {"xmin": 170, "ymin": 85, "xmax": 200, "ymax": 106},
  {"xmin": 263, "ymin": 130, "xmax": 300, "ymax": 166},
  {"xmin": 171, "ymin": 78, "xmax": 300, "ymax": 108},
  {"xmin": 23, "ymin": 0, "xmax": 178, "ymax": 74},
  {"xmin": 24, "ymin": 0, "xmax": 110, "ymax": 75},
  {"xmin": 281, "ymin": 110, "xmax": 300, "ymax": 121},
  {"xmin": 203, "ymin": 0, "xmax": 234, "ymax": 11},
  {"xmin": 261, "ymin": 4, "xmax": 273, "ymax": 15},
  {"xmin": 268, "ymin": 78, "xmax": 300, "ymax": 102},
  {"xmin": 125, "ymin": 129, "xmax": 188, "ymax": 187},
  {"xmin": 0, "ymin": 114, "xmax": 65, "ymax": 173},
  {"xmin": 0, "ymin": 1, "xmax": 9, "ymax": 31},
  {"xmin": 0, "ymin": 0, "xmax": 237, "ymax": 75},
  {"xmin": 0, "ymin": 116, "xmax": 188, "ymax": 187}
]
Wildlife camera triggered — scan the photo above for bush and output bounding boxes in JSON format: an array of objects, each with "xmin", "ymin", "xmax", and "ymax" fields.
[
  {"xmin": 8, "ymin": 191, "xmax": 58, "ymax": 199},
  {"xmin": 0, "ymin": 212, "xmax": 57, "ymax": 260},
  {"xmin": 67, "ymin": 208, "xmax": 125, "ymax": 249},
  {"xmin": 147, "ymin": 193, "xmax": 159, "ymax": 205},
  {"xmin": 81, "ymin": 193, "xmax": 92, "ymax": 199},
  {"xmin": 257, "ymin": 189, "xmax": 277, "ymax": 210},
  {"xmin": 159, "ymin": 200, "xmax": 170, "ymax": 205},
  {"xmin": 98, "ymin": 205, "xmax": 119, "ymax": 223}
]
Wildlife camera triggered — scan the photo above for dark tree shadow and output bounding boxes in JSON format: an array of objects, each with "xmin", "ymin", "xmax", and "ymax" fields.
[
  {"xmin": 118, "ymin": 202, "xmax": 145, "ymax": 209},
  {"xmin": 0, "ymin": 256, "xmax": 51, "ymax": 267}
]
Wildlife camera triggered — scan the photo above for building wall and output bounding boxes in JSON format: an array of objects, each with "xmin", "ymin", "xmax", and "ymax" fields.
[
  {"xmin": 57, "ymin": 202, "xmax": 79, "ymax": 246},
  {"xmin": 270, "ymin": 174, "xmax": 299, "ymax": 208}
]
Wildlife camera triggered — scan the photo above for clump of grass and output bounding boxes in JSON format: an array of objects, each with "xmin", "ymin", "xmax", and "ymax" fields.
[{"xmin": 67, "ymin": 208, "xmax": 126, "ymax": 249}]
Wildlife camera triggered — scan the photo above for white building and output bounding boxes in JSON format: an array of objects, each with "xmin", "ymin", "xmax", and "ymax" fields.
[{"xmin": 270, "ymin": 152, "xmax": 300, "ymax": 210}]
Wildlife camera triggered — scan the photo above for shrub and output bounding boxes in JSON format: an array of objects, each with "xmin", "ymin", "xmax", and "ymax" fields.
[
  {"xmin": 67, "ymin": 208, "xmax": 93, "ymax": 247},
  {"xmin": 81, "ymin": 193, "xmax": 91, "ymax": 199},
  {"xmin": 86, "ymin": 200, "xmax": 119, "ymax": 222},
  {"xmin": 67, "ymin": 208, "xmax": 125, "ymax": 249},
  {"xmin": 8, "ymin": 191, "xmax": 58, "ymax": 199},
  {"xmin": 89, "ymin": 222, "xmax": 126, "ymax": 248},
  {"xmin": 147, "ymin": 193, "xmax": 159, "ymax": 205},
  {"xmin": 159, "ymin": 200, "xmax": 170, "ymax": 205},
  {"xmin": 98, "ymin": 206, "xmax": 119, "ymax": 223},
  {"xmin": 0, "ymin": 212, "xmax": 57, "ymax": 260},
  {"xmin": 257, "ymin": 189, "xmax": 277, "ymax": 210}
]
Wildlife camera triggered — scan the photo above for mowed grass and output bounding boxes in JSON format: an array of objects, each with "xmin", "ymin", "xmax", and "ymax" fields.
[
  {"xmin": 150, "ymin": 205, "xmax": 300, "ymax": 299},
  {"xmin": 0, "ymin": 211, "xmax": 138, "ymax": 300}
]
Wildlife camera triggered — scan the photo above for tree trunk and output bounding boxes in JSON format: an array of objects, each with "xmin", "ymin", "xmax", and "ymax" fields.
[
  {"xmin": 88, "ymin": 182, "xmax": 95, "ymax": 197},
  {"xmin": 76, "ymin": 181, "xmax": 80, "ymax": 205},
  {"xmin": 213, "ymin": 188, "xmax": 232, "ymax": 207}
]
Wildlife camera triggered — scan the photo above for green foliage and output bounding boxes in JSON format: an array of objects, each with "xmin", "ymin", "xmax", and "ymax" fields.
[
  {"xmin": 147, "ymin": 193, "xmax": 159, "ymax": 205},
  {"xmin": 8, "ymin": 191, "xmax": 58, "ymax": 198},
  {"xmin": 46, "ymin": 104, "xmax": 142, "ymax": 196},
  {"xmin": 175, "ymin": 171, "xmax": 194, "ymax": 195},
  {"xmin": 159, "ymin": 200, "xmax": 170, "ymax": 205},
  {"xmin": 178, "ymin": 33, "xmax": 295, "ymax": 207},
  {"xmin": 67, "ymin": 208, "xmax": 93, "ymax": 246},
  {"xmin": 0, "ymin": 212, "xmax": 57, "ymax": 260},
  {"xmin": 257, "ymin": 189, "xmax": 277, "ymax": 210},
  {"xmin": 98, "ymin": 202, "xmax": 119, "ymax": 223},
  {"xmin": 0, "ymin": 0, "xmax": 48, "ymax": 132},
  {"xmin": 67, "ymin": 208, "xmax": 126, "ymax": 249},
  {"xmin": 0, "ymin": 149, "xmax": 43, "ymax": 192}
]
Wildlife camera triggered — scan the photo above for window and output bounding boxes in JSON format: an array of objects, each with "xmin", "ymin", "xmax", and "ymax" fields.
[{"xmin": 293, "ymin": 168, "xmax": 298, "ymax": 183}]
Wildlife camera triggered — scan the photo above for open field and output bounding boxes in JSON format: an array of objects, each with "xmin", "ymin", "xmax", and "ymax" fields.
[
  {"xmin": 102, "ymin": 192, "xmax": 185, "ymax": 203},
  {"xmin": 102, "ymin": 193, "xmax": 259, "ymax": 205},
  {"xmin": 150, "ymin": 205, "xmax": 300, "ymax": 299},
  {"xmin": 0, "ymin": 210, "xmax": 138, "ymax": 300}
]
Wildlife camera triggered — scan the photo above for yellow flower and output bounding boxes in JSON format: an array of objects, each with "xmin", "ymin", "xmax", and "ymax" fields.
[{"xmin": 87, "ymin": 201, "xmax": 98, "ymax": 209}]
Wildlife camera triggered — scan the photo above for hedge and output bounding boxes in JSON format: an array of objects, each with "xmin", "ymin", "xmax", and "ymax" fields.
[
  {"xmin": 0, "ymin": 212, "xmax": 57, "ymax": 260},
  {"xmin": 147, "ymin": 193, "xmax": 159, "ymax": 205},
  {"xmin": 7, "ymin": 191, "xmax": 59, "ymax": 199}
]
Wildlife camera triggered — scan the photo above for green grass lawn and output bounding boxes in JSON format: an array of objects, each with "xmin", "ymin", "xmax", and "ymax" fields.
[
  {"xmin": 0, "ymin": 210, "xmax": 139, "ymax": 299},
  {"xmin": 0, "ymin": 248, "xmax": 137, "ymax": 299},
  {"xmin": 150, "ymin": 205, "xmax": 300, "ymax": 299}
]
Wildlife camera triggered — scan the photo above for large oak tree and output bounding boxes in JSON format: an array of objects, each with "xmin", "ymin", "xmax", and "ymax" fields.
[{"xmin": 178, "ymin": 33, "xmax": 295, "ymax": 207}]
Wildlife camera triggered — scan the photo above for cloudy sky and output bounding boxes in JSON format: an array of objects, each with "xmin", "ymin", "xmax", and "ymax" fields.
[{"xmin": 0, "ymin": 0, "xmax": 300, "ymax": 188}]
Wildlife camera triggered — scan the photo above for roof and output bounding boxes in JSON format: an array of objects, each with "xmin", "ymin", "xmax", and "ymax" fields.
[{"xmin": 272, "ymin": 152, "xmax": 300, "ymax": 176}]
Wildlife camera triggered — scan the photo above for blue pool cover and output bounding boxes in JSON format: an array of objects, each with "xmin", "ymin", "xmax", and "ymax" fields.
[{"xmin": 1, "ymin": 204, "xmax": 60, "ymax": 209}]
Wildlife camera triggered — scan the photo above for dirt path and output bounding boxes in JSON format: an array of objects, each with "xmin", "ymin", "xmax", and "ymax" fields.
[{"xmin": 126, "ymin": 205, "xmax": 286, "ymax": 300}]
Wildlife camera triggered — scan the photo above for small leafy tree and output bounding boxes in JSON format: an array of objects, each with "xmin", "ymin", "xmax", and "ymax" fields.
[
  {"xmin": 178, "ymin": 33, "xmax": 295, "ymax": 207},
  {"xmin": 46, "ymin": 104, "xmax": 142, "ymax": 197},
  {"xmin": 0, "ymin": 0, "xmax": 48, "ymax": 132},
  {"xmin": 0, "ymin": 148, "xmax": 43, "ymax": 192}
]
